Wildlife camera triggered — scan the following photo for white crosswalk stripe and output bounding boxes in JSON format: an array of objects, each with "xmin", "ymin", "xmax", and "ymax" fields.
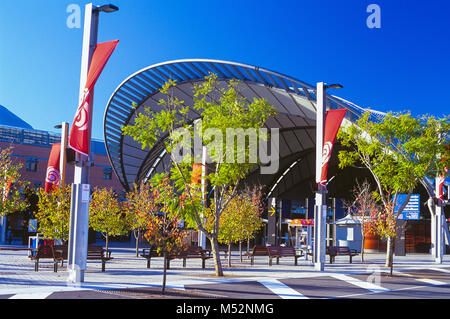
[
  {"xmin": 9, "ymin": 292, "xmax": 53, "ymax": 299},
  {"xmin": 429, "ymin": 267, "xmax": 450, "ymax": 274},
  {"xmin": 258, "ymin": 278, "xmax": 308, "ymax": 299},
  {"xmin": 330, "ymin": 273, "xmax": 389, "ymax": 293},
  {"xmin": 416, "ymin": 278, "xmax": 447, "ymax": 286}
]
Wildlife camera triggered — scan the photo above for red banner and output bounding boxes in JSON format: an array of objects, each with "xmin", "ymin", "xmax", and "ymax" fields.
[
  {"xmin": 45, "ymin": 143, "xmax": 61, "ymax": 193},
  {"xmin": 437, "ymin": 167, "xmax": 448, "ymax": 200},
  {"xmin": 69, "ymin": 40, "xmax": 119, "ymax": 156},
  {"xmin": 319, "ymin": 109, "xmax": 347, "ymax": 185}
]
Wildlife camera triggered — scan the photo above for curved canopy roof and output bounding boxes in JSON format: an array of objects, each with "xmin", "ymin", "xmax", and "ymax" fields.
[{"xmin": 104, "ymin": 59, "xmax": 381, "ymax": 194}]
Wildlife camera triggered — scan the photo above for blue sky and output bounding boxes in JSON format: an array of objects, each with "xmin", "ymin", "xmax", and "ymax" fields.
[{"xmin": 1, "ymin": 0, "xmax": 449, "ymax": 140}]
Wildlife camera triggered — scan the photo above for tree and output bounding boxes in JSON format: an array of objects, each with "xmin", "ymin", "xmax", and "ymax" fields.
[
  {"xmin": 338, "ymin": 112, "xmax": 450, "ymax": 275},
  {"xmin": 123, "ymin": 73, "xmax": 278, "ymax": 276},
  {"xmin": 344, "ymin": 179, "xmax": 379, "ymax": 262},
  {"xmin": 241, "ymin": 185, "xmax": 265, "ymax": 259},
  {"xmin": 142, "ymin": 174, "xmax": 188, "ymax": 294},
  {"xmin": 208, "ymin": 189, "xmax": 241, "ymax": 267},
  {"xmin": 213, "ymin": 186, "xmax": 264, "ymax": 266},
  {"xmin": 89, "ymin": 187, "xmax": 130, "ymax": 251},
  {"xmin": 36, "ymin": 184, "xmax": 71, "ymax": 242},
  {"xmin": 125, "ymin": 182, "xmax": 159, "ymax": 256},
  {"xmin": 0, "ymin": 146, "xmax": 29, "ymax": 216}
]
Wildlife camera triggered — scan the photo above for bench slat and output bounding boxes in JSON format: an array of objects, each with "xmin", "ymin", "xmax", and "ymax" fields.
[{"xmin": 326, "ymin": 246, "xmax": 359, "ymax": 264}]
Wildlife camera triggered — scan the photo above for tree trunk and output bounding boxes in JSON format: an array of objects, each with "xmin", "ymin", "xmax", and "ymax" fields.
[
  {"xmin": 228, "ymin": 242, "xmax": 231, "ymax": 267},
  {"xmin": 247, "ymin": 237, "xmax": 250, "ymax": 254},
  {"xmin": 209, "ymin": 236, "xmax": 224, "ymax": 276},
  {"xmin": 361, "ymin": 232, "xmax": 365, "ymax": 263},
  {"xmin": 239, "ymin": 241, "xmax": 243, "ymax": 262},
  {"xmin": 162, "ymin": 251, "xmax": 167, "ymax": 295},
  {"xmin": 105, "ymin": 234, "xmax": 109, "ymax": 252},
  {"xmin": 385, "ymin": 236, "xmax": 394, "ymax": 276},
  {"xmin": 135, "ymin": 230, "xmax": 140, "ymax": 257}
]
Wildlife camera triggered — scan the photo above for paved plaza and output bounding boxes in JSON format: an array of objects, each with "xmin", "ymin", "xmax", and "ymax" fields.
[{"xmin": 0, "ymin": 243, "xmax": 449, "ymax": 299}]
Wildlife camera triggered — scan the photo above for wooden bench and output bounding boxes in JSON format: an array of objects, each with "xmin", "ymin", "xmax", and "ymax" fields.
[
  {"xmin": 29, "ymin": 245, "xmax": 62, "ymax": 272},
  {"xmin": 268, "ymin": 246, "xmax": 304, "ymax": 266},
  {"xmin": 86, "ymin": 246, "xmax": 113, "ymax": 272},
  {"xmin": 0, "ymin": 247, "xmax": 35, "ymax": 251},
  {"xmin": 140, "ymin": 246, "xmax": 161, "ymax": 268},
  {"xmin": 245, "ymin": 245, "xmax": 269, "ymax": 265},
  {"xmin": 53, "ymin": 245, "xmax": 68, "ymax": 267},
  {"xmin": 326, "ymin": 246, "xmax": 359, "ymax": 264},
  {"xmin": 167, "ymin": 246, "xmax": 212, "ymax": 269}
]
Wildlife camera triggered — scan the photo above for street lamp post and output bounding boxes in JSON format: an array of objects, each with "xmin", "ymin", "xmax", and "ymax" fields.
[
  {"xmin": 434, "ymin": 177, "xmax": 445, "ymax": 264},
  {"xmin": 199, "ymin": 146, "xmax": 208, "ymax": 250},
  {"xmin": 314, "ymin": 82, "xmax": 343, "ymax": 272},
  {"xmin": 54, "ymin": 122, "xmax": 69, "ymax": 187},
  {"xmin": 67, "ymin": 3, "xmax": 118, "ymax": 283}
]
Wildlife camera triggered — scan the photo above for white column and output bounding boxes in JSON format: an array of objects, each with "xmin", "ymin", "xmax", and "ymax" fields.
[{"xmin": 314, "ymin": 82, "xmax": 327, "ymax": 271}]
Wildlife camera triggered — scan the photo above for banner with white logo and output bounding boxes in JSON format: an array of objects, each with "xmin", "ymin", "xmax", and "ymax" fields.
[
  {"xmin": 45, "ymin": 143, "xmax": 61, "ymax": 193},
  {"xmin": 319, "ymin": 109, "xmax": 347, "ymax": 185},
  {"xmin": 69, "ymin": 40, "xmax": 119, "ymax": 156}
]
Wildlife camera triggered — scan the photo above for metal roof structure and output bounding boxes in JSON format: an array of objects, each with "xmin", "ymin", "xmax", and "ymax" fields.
[
  {"xmin": 104, "ymin": 59, "xmax": 382, "ymax": 194},
  {"xmin": 0, "ymin": 104, "xmax": 33, "ymax": 129}
]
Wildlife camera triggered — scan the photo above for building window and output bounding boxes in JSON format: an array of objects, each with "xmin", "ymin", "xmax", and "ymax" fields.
[
  {"xmin": 103, "ymin": 167, "xmax": 112, "ymax": 180},
  {"xmin": 26, "ymin": 157, "xmax": 38, "ymax": 172}
]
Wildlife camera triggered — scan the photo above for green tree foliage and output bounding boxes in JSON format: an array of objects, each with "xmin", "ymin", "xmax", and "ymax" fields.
[
  {"xmin": 0, "ymin": 147, "xmax": 29, "ymax": 216},
  {"xmin": 208, "ymin": 185, "xmax": 264, "ymax": 266},
  {"xmin": 36, "ymin": 184, "xmax": 71, "ymax": 242},
  {"xmin": 123, "ymin": 73, "xmax": 278, "ymax": 276},
  {"xmin": 338, "ymin": 112, "xmax": 450, "ymax": 273},
  {"xmin": 89, "ymin": 187, "xmax": 130, "ymax": 251}
]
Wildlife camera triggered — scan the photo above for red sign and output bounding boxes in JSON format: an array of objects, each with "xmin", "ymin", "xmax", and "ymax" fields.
[
  {"xmin": 69, "ymin": 40, "xmax": 119, "ymax": 156},
  {"xmin": 290, "ymin": 219, "xmax": 314, "ymax": 226},
  {"xmin": 319, "ymin": 109, "xmax": 347, "ymax": 185},
  {"xmin": 45, "ymin": 143, "xmax": 61, "ymax": 193}
]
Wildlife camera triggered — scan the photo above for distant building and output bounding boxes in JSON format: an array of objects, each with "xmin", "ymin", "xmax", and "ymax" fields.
[{"xmin": 0, "ymin": 105, "xmax": 123, "ymax": 244}]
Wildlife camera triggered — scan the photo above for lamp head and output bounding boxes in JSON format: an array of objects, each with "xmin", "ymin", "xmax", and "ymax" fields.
[
  {"xmin": 325, "ymin": 83, "xmax": 344, "ymax": 89},
  {"xmin": 94, "ymin": 4, "xmax": 119, "ymax": 13}
]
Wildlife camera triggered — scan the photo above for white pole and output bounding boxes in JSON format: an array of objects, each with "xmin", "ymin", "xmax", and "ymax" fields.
[
  {"xmin": 430, "ymin": 197, "xmax": 436, "ymax": 256},
  {"xmin": 67, "ymin": 3, "xmax": 98, "ymax": 283},
  {"xmin": 59, "ymin": 122, "xmax": 69, "ymax": 187},
  {"xmin": 199, "ymin": 146, "xmax": 208, "ymax": 249},
  {"xmin": 314, "ymin": 82, "xmax": 327, "ymax": 271},
  {"xmin": 435, "ymin": 178, "xmax": 444, "ymax": 263}
]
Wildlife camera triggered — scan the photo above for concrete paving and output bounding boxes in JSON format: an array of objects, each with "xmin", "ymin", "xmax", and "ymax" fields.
[{"xmin": 0, "ymin": 243, "xmax": 449, "ymax": 299}]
